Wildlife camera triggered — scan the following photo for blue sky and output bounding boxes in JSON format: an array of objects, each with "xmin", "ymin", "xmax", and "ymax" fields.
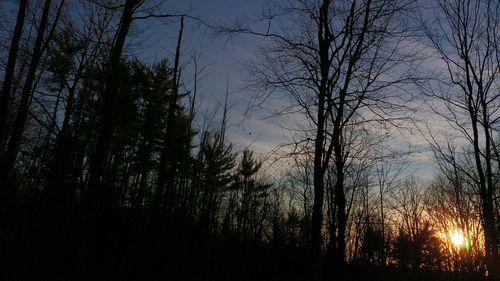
[
  {"xmin": 129, "ymin": 0, "xmax": 440, "ymax": 178},
  {"xmin": 0, "ymin": 0, "xmax": 439, "ymax": 178},
  {"xmin": 133, "ymin": 0, "xmax": 282, "ymax": 153}
]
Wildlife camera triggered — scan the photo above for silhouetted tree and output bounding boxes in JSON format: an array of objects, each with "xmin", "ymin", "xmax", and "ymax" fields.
[
  {"xmin": 0, "ymin": 0, "xmax": 64, "ymax": 191},
  {"xmin": 394, "ymin": 222, "xmax": 443, "ymax": 270},
  {"xmin": 421, "ymin": 0, "xmax": 500, "ymax": 276},
  {"xmin": 87, "ymin": 0, "xmax": 142, "ymax": 209},
  {"xmin": 222, "ymin": 2, "xmax": 417, "ymax": 278},
  {"xmin": 0, "ymin": 0, "xmax": 28, "ymax": 153}
]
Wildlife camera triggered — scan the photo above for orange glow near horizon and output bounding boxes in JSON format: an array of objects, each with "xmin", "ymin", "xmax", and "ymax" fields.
[
  {"xmin": 438, "ymin": 227, "xmax": 475, "ymax": 252},
  {"xmin": 432, "ymin": 218, "xmax": 484, "ymax": 272}
]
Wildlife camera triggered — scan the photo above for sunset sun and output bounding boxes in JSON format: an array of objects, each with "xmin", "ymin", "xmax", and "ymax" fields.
[{"xmin": 450, "ymin": 230, "xmax": 464, "ymax": 247}]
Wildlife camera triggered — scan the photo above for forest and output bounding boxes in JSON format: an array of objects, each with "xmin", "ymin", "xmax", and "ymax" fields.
[{"xmin": 0, "ymin": 0, "xmax": 499, "ymax": 280}]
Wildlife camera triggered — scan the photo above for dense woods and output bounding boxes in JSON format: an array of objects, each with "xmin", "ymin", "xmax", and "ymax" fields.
[{"xmin": 0, "ymin": 0, "xmax": 498, "ymax": 280}]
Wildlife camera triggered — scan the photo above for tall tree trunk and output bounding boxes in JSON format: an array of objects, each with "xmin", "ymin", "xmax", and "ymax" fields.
[
  {"xmin": 333, "ymin": 89, "xmax": 347, "ymax": 269},
  {"xmin": 334, "ymin": 163, "xmax": 347, "ymax": 268},
  {"xmin": 310, "ymin": 1, "xmax": 330, "ymax": 280},
  {"xmin": 83, "ymin": 2, "xmax": 140, "ymax": 278},
  {"xmin": 481, "ymin": 99, "xmax": 499, "ymax": 277},
  {"xmin": 86, "ymin": 0, "xmax": 140, "ymax": 209},
  {"xmin": 44, "ymin": 51, "xmax": 90, "ymax": 200},
  {"xmin": 154, "ymin": 15, "xmax": 184, "ymax": 216},
  {"xmin": 327, "ymin": 180, "xmax": 337, "ymax": 259},
  {"xmin": 331, "ymin": 0, "xmax": 371, "ymax": 270},
  {"xmin": 0, "ymin": 0, "xmax": 28, "ymax": 151},
  {"xmin": 43, "ymin": 81, "xmax": 79, "ymax": 206},
  {"xmin": 0, "ymin": 0, "xmax": 53, "ymax": 191}
]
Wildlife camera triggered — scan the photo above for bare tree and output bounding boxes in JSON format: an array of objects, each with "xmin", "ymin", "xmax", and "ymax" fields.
[
  {"xmin": 421, "ymin": 0, "xmax": 500, "ymax": 275},
  {"xmin": 0, "ymin": 0, "xmax": 65, "ymax": 191},
  {"xmin": 426, "ymin": 174, "xmax": 485, "ymax": 273},
  {"xmin": 0, "ymin": 0, "xmax": 28, "ymax": 151},
  {"xmin": 86, "ymin": 0, "xmax": 142, "ymax": 209},
  {"xmin": 154, "ymin": 15, "xmax": 184, "ymax": 217},
  {"xmin": 43, "ymin": 0, "xmax": 115, "ymax": 207},
  {"xmin": 221, "ymin": 1, "xmax": 416, "ymax": 278}
]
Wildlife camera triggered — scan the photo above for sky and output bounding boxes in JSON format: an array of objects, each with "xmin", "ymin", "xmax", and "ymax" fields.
[
  {"xmin": 0, "ymin": 0, "xmax": 443, "ymax": 178},
  {"xmin": 129, "ymin": 0, "xmax": 442, "ymax": 178},
  {"xmin": 133, "ymin": 1, "xmax": 288, "ymax": 153},
  {"xmin": 0, "ymin": 0, "xmax": 290, "ymax": 171}
]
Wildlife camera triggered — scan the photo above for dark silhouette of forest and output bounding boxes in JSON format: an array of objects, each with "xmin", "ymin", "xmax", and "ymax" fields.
[{"xmin": 0, "ymin": 0, "xmax": 498, "ymax": 280}]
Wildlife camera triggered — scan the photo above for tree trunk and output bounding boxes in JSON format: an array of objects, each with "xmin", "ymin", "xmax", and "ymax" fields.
[
  {"xmin": 86, "ymin": 0, "xmax": 139, "ymax": 209},
  {"xmin": 154, "ymin": 15, "xmax": 184, "ymax": 216},
  {"xmin": 481, "ymin": 98, "xmax": 499, "ymax": 277},
  {"xmin": 0, "ymin": 0, "xmax": 53, "ymax": 191},
  {"xmin": 0, "ymin": 0, "xmax": 28, "ymax": 151},
  {"xmin": 44, "ymin": 73, "xmax": 82, "ymax": 206},
  {"xmin": 310, "ymin": 2, "xmax": 331, "ymax": 280},
  {"xmin": 333, "ymin": 111, "xmax": 347, "ymax": 269}
]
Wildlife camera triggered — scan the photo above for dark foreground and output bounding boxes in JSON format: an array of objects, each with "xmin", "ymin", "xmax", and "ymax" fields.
[{"xmin": 0, "ymin": 201, "xmax": 487, "ymax": 281}]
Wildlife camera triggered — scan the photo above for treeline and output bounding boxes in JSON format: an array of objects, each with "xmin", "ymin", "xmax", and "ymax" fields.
[
  {"xmin": 0, "ymin": 1, "xmax": 293, "ymax": 279},
  {"xmin": 0, "ymin": 0, "xmax": 498, "ymax": 281}
]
